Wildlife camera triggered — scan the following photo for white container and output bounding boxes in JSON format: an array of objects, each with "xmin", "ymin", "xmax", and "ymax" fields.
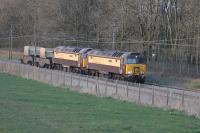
[
  {"xmin": 29, "ymin": 47, "xmax": 41, "ymax": 56},
  {"xmin": 24, "ymin": 46, "xmax": 41, "ymax": 56},
  {"xmin": 40, "ymin": 48, "xmax": 54, "ymax": 58},
  {"xmin": 24, "ymin": 46, "xmax": 30, "ymax": 56}
]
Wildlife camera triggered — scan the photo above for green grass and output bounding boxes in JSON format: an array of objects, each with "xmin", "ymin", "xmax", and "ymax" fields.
[{"xmin": 0, "ymin": 73, "xmax": 200, "ymax": 133}]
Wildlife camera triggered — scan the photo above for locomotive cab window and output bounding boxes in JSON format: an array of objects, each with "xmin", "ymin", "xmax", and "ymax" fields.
[
  {"xmin": 126, "ymin": 54, "xmax": 146, "ymax": 64},
  {"xmin": 127, "ymin": 58, "xmax": 137, "ymax": 64}
]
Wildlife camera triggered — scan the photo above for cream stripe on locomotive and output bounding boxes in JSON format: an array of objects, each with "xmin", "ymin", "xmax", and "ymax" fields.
[
  {"xmin": 54, "ymin": 52, "xmax": 79, "ymax": 61},
  {"xmin": 88, "ymin": 55, "xmax": 121, "ymax": 67}
]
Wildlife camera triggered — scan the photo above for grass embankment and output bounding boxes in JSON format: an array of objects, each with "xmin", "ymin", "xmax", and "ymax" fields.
[{"xmin": 0, "ymin": 73, "xmax": 200, "ymax": 133}]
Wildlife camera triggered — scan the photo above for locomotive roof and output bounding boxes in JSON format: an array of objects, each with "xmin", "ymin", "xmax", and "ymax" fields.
[
  {"xmin": 88, "ymin": 49, "xmax": 125, "ymax": 57},
  {"xmin": 55, "ymin": 46, "xmax": 83, "ymax": 53},
  {"xmin": 54, "ymin": 46, "xmax": 141, "ymax": 57}
]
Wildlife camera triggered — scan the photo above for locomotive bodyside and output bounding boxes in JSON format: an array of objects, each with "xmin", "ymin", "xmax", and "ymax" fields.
[
  {"xmin": 53, "ymin": 46, "xmax": 92, "ymax": 71},
  {"xmin": 87, "ymin": 50, "xmax": 147, "ymax": 82},
  {"xmin": 53, "ymin": 46, "xmax": 80, "ymax": 68},
  {"xmin": 87, "ymin": 55, "xmax": 121, "ymax": 74}
]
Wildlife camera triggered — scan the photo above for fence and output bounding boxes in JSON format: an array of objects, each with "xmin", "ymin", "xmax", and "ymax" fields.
[
  {"xmin": 0, "ymin": 60, "xmax": 200, "ymax": 118},
  {"xmin": 148, "ymin": 61, "xmax": 200, "ymax": 77}
]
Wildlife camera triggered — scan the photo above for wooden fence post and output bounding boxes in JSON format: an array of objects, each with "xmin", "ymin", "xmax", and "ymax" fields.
[
  {"xmin": 0, "ymin": 61, "xmax": 2, "ymax": 72},
  {"xmin": 182, "ymin": 90, "xmax": 185, "ymax": 109},
  {"xmin": 8, "ymin": 62, "xmax": 10, "ymax": 74},
  {"xmin": 98, "ymin": 77, "xmax": 100, "ymax": 96},
  {"xmin": 46, "ymin": 69, "xmax": 48, "ymax": 83},
  {"xmin": 95, "ymin": 78, "xmax": 98, "ymax": 96},
  {"xmin": 0, "ymin": 61, "xmax": 1, "ymax": 72},
  {"xmin": 7, "ymin": 62, "xmax": 8, "ymax": 74},
  {"xmin": 116, "ymin": 80, "xmax": 118, "ymax": 96},
  {"xmin": 5, "ymin": 62, "xmax": 7, "ymax": 73},
  {"xmin": 51, "ymin": 70, "xmax": 53, "ymax": 85},
  {"xmin": 27, "ymin": 66, "xmax": 29, "ymax": 80},
  {"xmin": 9, "ymin": 63, "xmax": 12, "ymax": 75},
  {"xmin": 3, "ymin": 62, "xmax": 5, "ymax": 73},
  {"xmin": 138, "ymin": 83, "xmax": 141, "ymax": 103},
  {"xmin": 7, "ymin": 62, "xmax": 9, "ymax": 73},
  {"xmin": 87, "ymin": 75, "xmax": 89, "ymax": 88},
  {"xmin": 20, "ymin": 64, "xmax": 22, "ymax": 77},
  {"xmin": 64, "ymin": 72, "xmax": 66, "ymax": 87},
  {"xmin": 105, "ymin": 79, "xmax": 108, "ymax": 97},
  {"xmin": 58, "ymin": 70, "xmax": 60, "ymax": 86},
  {"xmin": 167, "ymin": 88, "xmax": 169, "ymax": 106},
  {"xmin": 70, "ymin": 73, "xmax": 72, "ymax": 88},
  {"xmin": 31, "ymin": 67, "xmax": 35, "ymax": 80},
  {"xmin": 13, "ymin": 64, "xmax": 15, "ymax": 75},
  {"xmin": 2, "ymin": 62, "xmax": 3, "ymax": 73},
  {"xmin": 32, "ymin": 66, "xmax": 34, "ymax": 80},
  {"xmin": 22, "ymin": 64, "xmax": 25, "ymax": 78},
  {"xmin": 13, "ymin": 63, "xmax": 15, "ymax": 75},
  {"xmin": 6, "ymin": 62, "xmax": 7, "ymax": 73},
  {"xmin": 78, "ymin": 74, "xmax": 81, "ymax": 89},
  {"xmin": 152, "ymin": 86, "xmax": 155, "ymax": 105},
  {"xmin": 4, "ymin": 62, "xmax": 8, "ymax": 73},
  {"xmin": 38, "ymin": 67, "xmax": 40, "ymax": 81},
  {"xmin": 1, "ymin": 61, "xmax": 3, "ymax": 72},
  {"xmin": 126, "ymin": 81, "xmax": 129, "ymax": 98},
  {"xmin": 1, "ymin": 61, "xmax": 3, "ymax": 73},
  {"xmin": 17, "ymin": 64, "xmax": 19, "ymax": 76}
]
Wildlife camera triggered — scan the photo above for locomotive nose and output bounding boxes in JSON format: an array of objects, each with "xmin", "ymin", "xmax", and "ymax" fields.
[{"xmin": 133, "ymin": 67, "xmax": 140, "ymax": 75}]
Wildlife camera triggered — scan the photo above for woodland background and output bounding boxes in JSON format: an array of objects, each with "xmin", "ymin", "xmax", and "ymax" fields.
[{"xmin": 0, "ymin": 0, "xmax": 200, "ymax": 76}]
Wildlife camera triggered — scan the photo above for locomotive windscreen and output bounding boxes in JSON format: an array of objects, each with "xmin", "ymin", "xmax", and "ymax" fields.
[{"xmin": 127, "ymin": 53, "xmax": 145, "ymax": 64}]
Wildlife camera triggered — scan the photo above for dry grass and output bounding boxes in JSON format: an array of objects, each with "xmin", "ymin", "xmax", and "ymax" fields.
[
  {"xmin": 188, "ymin": 79, "xmax": 200, "ymax": 90},
  {"xmin": 0, "ymin": 49, "xmax": 23, "ymax": 60}
]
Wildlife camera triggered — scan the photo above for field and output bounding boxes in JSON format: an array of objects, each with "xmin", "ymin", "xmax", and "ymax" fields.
[{"xmin": 0, "ymin": 73, "xmax": 200, "ymax": 133}]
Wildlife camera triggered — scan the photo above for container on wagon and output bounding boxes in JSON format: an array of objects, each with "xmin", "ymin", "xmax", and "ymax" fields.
[
  {"xmin": 40, "ymin": 48, "xmax": 54, "ymax": 58},
  {"xmin": 24, "ymin": 46, "xmax": 41, "ymax": 56}
]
